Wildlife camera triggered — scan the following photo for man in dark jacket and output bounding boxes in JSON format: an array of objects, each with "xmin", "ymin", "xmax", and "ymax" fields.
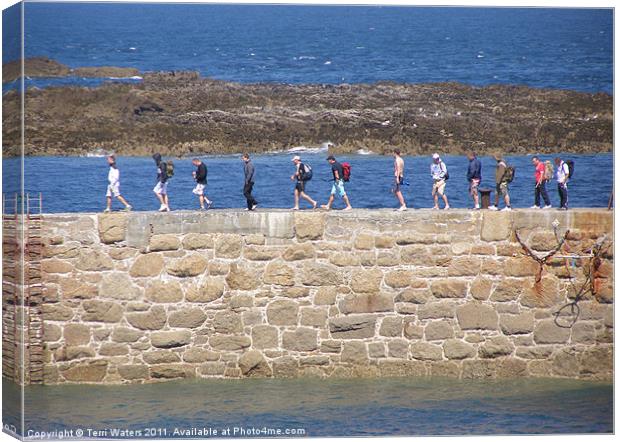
[
  {"xmin": 192, "ymin": 158, "xmax": 212, "ymax": 210},
  {"xmin": 466, "ymin": 151, "xmax": 482, "ymax": 210},
  {"xmin": 242, "ymin": 153, "xmax": 258, "ymax": 211},
  {"xmin": 152, "ymin": 153, "xmax": 170, "ymax": 212}
]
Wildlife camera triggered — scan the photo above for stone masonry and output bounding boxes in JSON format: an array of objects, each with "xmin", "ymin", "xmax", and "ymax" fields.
[{"xmin": 30, "ymin": 209, "xmax": 613, "ymax": 384}]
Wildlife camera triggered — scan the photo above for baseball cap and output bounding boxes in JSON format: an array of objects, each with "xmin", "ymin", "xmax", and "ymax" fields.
[
  {"xmin": 291, "ymin": 155, "xmax": 301, "ymax": 162},
  {"xmin": 326, "ymin": 155, "xmax": 336, "ymax": 161},
  {"xmin": 432, "ymin": 153, "xmax": 440, "ymax": 160}
]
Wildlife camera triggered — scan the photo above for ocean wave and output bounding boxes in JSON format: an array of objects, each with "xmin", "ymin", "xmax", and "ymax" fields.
[
  {"xmin": 357, "ymin": 148, "xmax": 375, "ymax": 155},
  {"xmin": 286, "ymin": 145, "xmax": 330, "ymax": 154},
  {"xmin": 83, "ymin": 149, "xmax": 110, "ymax": 158},
  {"xmin": 107, "ymin": 76, "xmax": 143, "ymax": 80}
]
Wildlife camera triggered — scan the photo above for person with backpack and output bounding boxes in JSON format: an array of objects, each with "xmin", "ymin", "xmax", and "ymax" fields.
[
  {"xmin": 152, "ymin": 153, "xmax": 171, "ymax": 212},
  {"xmin": 544, "ymin": 160, "xmax": 555, "ymax": 183},
  {"xmin": 242, "ymin": 153, "xmax": 258, "ymax": 211},
  {"xmin": 290, "ymin": 155, "xmax": 317, "ymax": 210},
  {"xmin": 554, "ymin": 157, "xmax": 571, "ymax": 210},
  {"xmin": 192, "ymin": 158, "xmax": 212, "ymax": 210},
  {"xmin": 466, "ymin": 151, "xmax": 482, "ymax": 210},
  {"xmin": 321, "ymin": 155, "xmax": 352, "ymax": 211},
  {"xmin": 104, "ymin": 155, "xmax": 132, "ymax": 213},
  {"xmin": 430, "ymin": 152, "xmax": 450, "ymax": 210},
  {"xmin": 392, "ymin": 149, "xmax": 407, "ymax": 211},
  {"xmin": 489, "ymin": 154, "xmax": 512, "ymax": 211},
  {"xmin": 531, "ymin": 156, "xmax": 551, "ymax": 209}
]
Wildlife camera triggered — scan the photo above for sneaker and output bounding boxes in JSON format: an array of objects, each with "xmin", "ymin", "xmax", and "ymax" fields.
[
  {"xmin": 164, "ymin": 206, "xmax": 170, "ymax": 212},
  {"xmin": 473, "ymin": 205, "xmax": 480, "ymax": 210},
  {"xmin": 432, "ymin": 206, "xmax": 439, "ymax": 210},
  {"xmin": 530, "ymin": 205, "xmax": 540, "ymax": 209},
  {"xmin": 444, "ymin": 205, "xmax": 450, "ymax": 210},
  {"xmin": 342, "ymin": 206, "xmax": 352, "ymax": 211},
  {"xmin": 560, "ymin": 206, "xmax": 569, "ymax": 211},
  {"xmin": 320, "ymin": 204, "xmax": 331, "ymax": 211},
  {"xmin": 103, "ymin": 208, "xmax": 111, "ymax": 213},
  {"xmin": 251, "ymin": 204, "xmax": 258, "ymax": 211},
  {"xmin": 206, "ymin": 201, "xmax": 213, "ymax": 209},
  {"xmin": 397, "ymin": 205, "xmax": 407, "ymax": 212},
  {"xmin": 123, "ymin": 205, "xmax": 132, "ymax": 212},
  {"xmin": 488, "ymin": 205, "xmax": 498, "ymax": 211},
  {"xmin": 291, "ymin": 207, "xmax": 299, "ymax": 211},
  {"xmin": 244, "ymin": 208, "xmax": 250, "ymax": 211},
  {"xmin": 543, "ymin": 205, "xmax": 552, "ymax": 210},
  {"xmin": 501, "ymin": 206, "xmax": 512, "ymax": 211},
  {"xmin": 159, "ymin": 204, "xmax": 167, "ymax": 212},
  {"xmin": 199, "ymin": 206, "xmax": 206, "ymax": 211},
  {"xmin": 312, "ymin": 202, "xmax": 318, "ymax": 210}
]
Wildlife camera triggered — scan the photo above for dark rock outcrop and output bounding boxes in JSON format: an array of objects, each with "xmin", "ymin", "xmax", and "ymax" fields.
[{"xmin": 2, "ymin": 61, "xmax": 612, "ymax": 157}]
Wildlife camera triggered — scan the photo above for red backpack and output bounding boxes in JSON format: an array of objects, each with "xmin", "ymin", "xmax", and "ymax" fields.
[{"xmin": 341, "ymin": 162, "xmax": 351, "ymax": 182}]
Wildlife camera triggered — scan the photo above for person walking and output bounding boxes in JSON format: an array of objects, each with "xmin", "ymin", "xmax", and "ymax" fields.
[
  {"xmin": 430, "ymin": 152, "xmax": 449, "ymax": 210},
  {"xmin": 290, "ymin": 155, "xmax": 317, "ymax": 210},
  {"xmin": 466, "ymin": 151, "xmax": 482, "ymax": 210},
  {"xmin": 104, "ymin": 155, "xmax": 132, "ymax": 212},
  {"xmin": 152, "ymin": 153, "xmax": 170, "ymax": 212},
  {"xmin": 321, "ymin": 155, "xmax": 352, "ymax": 211},
  {"xmin": 242, "ymin": 153, "xmax": 258, "ymax": 211},
  {"xmin": 392, "ymin": 149, "xmax": 407, "ymax": 211},
  {"xmin": 531, "ymin": 156, "xmax": 551, "ymax": 209},
  {"xmin": 555, "ymin": 157, "xmax": 570, "ymax": 210},
  {"xmin": 192, "ymin": 158, "xmax": 212, "ymax": 210},
  {"xmin": 489, "ymin": 154, "xmax": 512, "ymax": 211}
]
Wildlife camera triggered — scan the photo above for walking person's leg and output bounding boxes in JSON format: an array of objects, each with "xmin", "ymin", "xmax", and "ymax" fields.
[
  {"xmin": 322, "ymin": 183, "xmax": 337, "ymax": 210},
  {"xmin": 117, "ymin": 195, "xmax": 131, "ymax": 210},
  {"xmin": 559, "ymin": 184, "xmax": 568, "ymax": 209},
  {"xmin": 432, "ymin": 184, "xmax": 439, "ymax": 209},
  {"xmin": 300, "ymin": 185, "xmax": 317, "ymax": 208},
  {"xmin": 439, "ymin": 181, "xmax": 449, "ymax": 209},
  {"xmin": 534, "ymin": 186, "xmax": 541, "ymax": 207},
  {"xmin": 250, "ymin": 182, "xmax": 258, "ymax": 208},
  {"xmin": 293, "ymin": 187, "xmax": 300, "ymax": 210},
  {"xmin": 243, "ymin": 183, "xmax": 252, "ymax": 209},
  {"xmin": 340, "ymin": 182, "xmax": 352, "ymax": 210},
  {"xmin": 541, "ymin": 181, "xmax": 551, "ymax": 207},
  {"xmin": 504, "ymin": 185, "xmax": 511, "ymax": 208}
]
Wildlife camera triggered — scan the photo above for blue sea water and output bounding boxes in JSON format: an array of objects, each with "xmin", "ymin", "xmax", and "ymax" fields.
[
  {"xmin": 2, "ymin": 4, "xmax": 613, "ymax": 93},
  {"xmin": 1, "ymin": 152, "xmax": 613, "ymax": 213},
  {"xmin": 2, "ymin": 377, "xmax": 613, "ymax": 437}
]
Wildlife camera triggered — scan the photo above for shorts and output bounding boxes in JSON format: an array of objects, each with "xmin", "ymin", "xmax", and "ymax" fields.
[
  {"xmin": 331, "ymin": 180, "xmax": 346, "ymax": 198},
  {"xmin": 394, "ymin": 176, "xmax": 404, "ymax": 193},
  {"xmin": 153, "ymin": 181, "xmax": 168, "ymax": 195},
  {"xmin": 192, "ymin": 183, "xmax": 206, "ymax": 196},
  {"xmin": 469, "ymin": 178, "xmax": 480, "ymax": 196},
  {"xmin": 106, "ymin": 183, "xmax": 120, "ymax": 198},
  {"xmin": 432, "ymin": 179, "xmax": 446, "ymax": 196},
  {"xmin": 496, "ymin": 182, "xmax": 509, "ymax": 197}
]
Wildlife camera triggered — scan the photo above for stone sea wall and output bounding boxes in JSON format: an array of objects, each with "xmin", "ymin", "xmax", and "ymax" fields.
[{"xmin": 33, "ymin": 209, "xmax": 612, "ymax": 384}]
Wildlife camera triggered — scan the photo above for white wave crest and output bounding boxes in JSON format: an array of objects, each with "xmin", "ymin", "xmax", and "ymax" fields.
[{"xmin": 357, "ymin": 148, "xmax": 375, "ymax": 155}]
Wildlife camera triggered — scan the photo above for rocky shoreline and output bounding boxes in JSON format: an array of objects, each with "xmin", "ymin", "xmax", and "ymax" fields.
[{"xmin": 2, "ymin": 59, "xmax": 613, "ymax": 157}]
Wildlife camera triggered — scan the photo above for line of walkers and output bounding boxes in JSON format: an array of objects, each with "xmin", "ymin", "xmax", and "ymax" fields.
[{"xmin": 103, "ymin": 150, "xmax": 574, "ymax": 212}]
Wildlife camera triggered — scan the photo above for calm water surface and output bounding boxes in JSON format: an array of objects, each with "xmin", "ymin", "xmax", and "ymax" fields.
[
  {"xmin": 2, "ymin": 4, "xmax": 613, "ymax": 93},
  {"xmin": 2, "ymin": 377, "xmax": 613, "ymax": 437},
  {"xmin": 2, "ymin": 152, "xmax": 613, "ymax": 213}
]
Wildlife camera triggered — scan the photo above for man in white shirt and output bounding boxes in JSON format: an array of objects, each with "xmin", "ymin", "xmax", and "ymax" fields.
[
  {"xmin": 554, "ymin": 157, "xmax": 570, "ymax": 210},
  {"xmin": 430, "ymin": 153, "xmax": 450, "ymax": 210},
  {"xmin": 104, "ymin": 155, "xmax": 132, "ymax": 212}
]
